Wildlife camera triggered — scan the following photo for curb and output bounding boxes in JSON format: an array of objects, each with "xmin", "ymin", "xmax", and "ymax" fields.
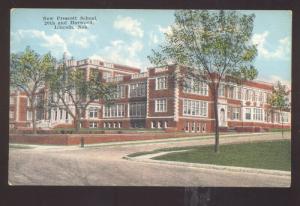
[{"xmin": 124, "ymin": 156, "xmax": 291, "ymax": 178}]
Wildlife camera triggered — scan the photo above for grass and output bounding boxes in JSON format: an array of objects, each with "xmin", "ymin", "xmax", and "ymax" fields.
[
  {"xmin": 152, "ymin": 140, "xmax": 291, "ymax": 171},
  {"xmin": 9, "ymin": 144, "xmax": 35, "ymax": 149},
  {"xmin": 268, "ymin": 128, "xmax": 291, "ymax": 132}
]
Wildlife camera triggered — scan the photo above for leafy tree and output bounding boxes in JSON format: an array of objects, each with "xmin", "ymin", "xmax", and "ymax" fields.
[
  {"xmin": 10, "ymin": 47, "xmax": 56, "ymax": 133},
  {"xmin": 268, "ymin": 81, "xmax": 290, "ymax": 137},
  {"xmin": 47, "ymin": 57, "xmax": 116, "ymax": 132},
  {"xmin": 148, "ymin": 10, "xmax": 258, "ymax": 152}
]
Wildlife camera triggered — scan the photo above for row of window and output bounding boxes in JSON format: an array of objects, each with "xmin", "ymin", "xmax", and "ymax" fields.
[
  {"xmin": 103, "ymin": 122, "xmax": 122, "ymax": 128},
  {"xmin": 228, "ymin": 106, "xmax": 241, "ymax": 120},
  {"xmin": 106, "ymin": 76, "xmax": 169, "ymax": 100},
  {"xmin": 151, "ymin": 121, "xmax": 168, "ymax": 128},
  {"xmin": 183, "ymin": 79, "xmax": 208, "ymax": 96},
  {"xmin": 129, "ymin": 102, "xmax": 146, "ymax": 117},
  {"xmin": 104, "ymin": 104, "xmax": 125, "ymax": 118},
  {"xmin": 244, "ymin": 108, "xmax": 289, "ymax": 123},
  {"xmin": 184, "ymin": 122, "xmax": 206, "ymax": 133},
  {"xmin": 103, "ymin": 103, "xmax": 147, "ymax": 118},
  {"xmin": 111, "ymin": 83, "xmax": 147, "ymax": 99},
  {"xmin": 218, "ymin": 84, "xmax": 271, "ymax": 102},
  {"xmin": 183, "ymin": 99, "xmax": 208, "ymax": 117}
]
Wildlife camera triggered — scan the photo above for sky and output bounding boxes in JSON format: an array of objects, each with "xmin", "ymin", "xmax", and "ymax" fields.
[{"xmin": 11, "ymin": 9, "xmax": 292, "ymax": 87}]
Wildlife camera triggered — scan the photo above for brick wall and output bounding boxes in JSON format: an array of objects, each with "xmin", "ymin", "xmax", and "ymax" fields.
[{"xmin": 10, "ymin": 132, "xmax": 204, "ymax": 145}]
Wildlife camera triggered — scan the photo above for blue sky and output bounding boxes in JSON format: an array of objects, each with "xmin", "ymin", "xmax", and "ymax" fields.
[{"xmin": 11, "ymin": 9, "xmax": 291, "ymax": 87}]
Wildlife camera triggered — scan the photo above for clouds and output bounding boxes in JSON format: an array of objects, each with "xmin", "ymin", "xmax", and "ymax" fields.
[
  {"xmin": 90, "ymin": 40, "xmax": 144, "ymax": 68},
  {"xmin": 149, "ymin": 31, "xmax": 159, "ymax": 45},
  {"xmin": 157, "ymin": 25, "xmax": 172, "ymax": 35},
  {"xmin": 11, "ymin": 28, "xmax": 99, "ymax": 58},
  {"xmin": 261, "ymin": 75, "xmax": 291, "ymax": 89},
  {"xmin": 113, "ymin": 16, "xmax": 144, "ymax": 38},
  {"xmin": 252, "ymin": 31, "xmax": 291, "ymax": 60},
  {"xmin": 12, "ymin": 29, "xmax": 71, "ymax": 57},
  {"xmin": 67, "ymin": 29, "xmax": 97, "ymax": 49}
]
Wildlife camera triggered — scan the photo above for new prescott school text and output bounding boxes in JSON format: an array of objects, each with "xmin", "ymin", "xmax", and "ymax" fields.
[{"xmin": 9, "ymin": 58, "xmax": 291, "ymax": 133}]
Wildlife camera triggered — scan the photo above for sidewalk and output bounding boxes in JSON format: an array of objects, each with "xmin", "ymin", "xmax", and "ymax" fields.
[{"xmin": 9, "ymin": 132, "xmax": 281, "ymax": 149}]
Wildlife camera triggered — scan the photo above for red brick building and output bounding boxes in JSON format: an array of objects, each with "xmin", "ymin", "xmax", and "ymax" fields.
[{"xmin": 9, "ymin": 58, "xmax": 291, "ymax": 132}]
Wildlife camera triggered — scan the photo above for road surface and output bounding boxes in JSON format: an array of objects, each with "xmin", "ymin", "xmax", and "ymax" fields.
[{"xmin": 9, "ymin": 132, "xmax": 291, "ymax": 187}]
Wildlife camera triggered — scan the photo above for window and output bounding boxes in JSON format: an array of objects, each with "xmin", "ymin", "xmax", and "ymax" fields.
[
  {"xmin": 155, "ymin": 99, "xmax": 167, "ymax": 112},
  {"xmin": 66, "ymin": 111, "xmax": 69, "ymax": 120},
  {"xmin": 9, "ymin": 111, "xmax": 14, "ymax": 119},
  {"xmin": 245, "ymin": 89, "xmax": 251, "ymax": 101},
  {"xmin": 282, "ymin": 112, "xmax": 289, "ymax": 123},
  {"xmin": 227, "ymin": 86, "xmax": 235, "ymax": 99},
  {"xmin": 184, "ymin": 78, "xmax": 208, "ymax": 96},
  {"xmin": 104, "ymin": 104, "xmax": 125, "ymax": 118},
  {"xmin": 129, "ymin": 102, "xmax": 146, "ymax": 117},
  {"xmin": 27, "ymin": 111, "xmax": 32, "ymax": 121},
  {"xmin": 264, "ymin": 111, "xmax": 272, "ymax": 122},
  {"xmin": 157, "ymin": 121, "xmax": 162, "ymax": 128},
  {"xmin": 89, "ymin": 122, "xmax": 98, "ymax": 128},
  {"xmin": 237, "ymin": 87, "xmax": 242, "ymax": 100},
  {"xmin": 259, "ymin": 91, "xmax": 263, "ymax": 102},
  {"xmin": 129, "ymin": 82, "xmax": 146, "ymax": 97},
  {"xmin": 55, "ymin": 109, "xmax": 58, "ymax": 120},
  {"xmin": 185, "ymin": 122, "xmax": 189, "ymax": 131},
  {"xmin": 156, "ymin": 76, "xmax": 168, "ymax": 90},
  {"xmin": 197, "ymin": 123, "xmax": 201, "ymax": 132},
  {"xmin": 202, "ymin": 123, "xmax": 206, "ymax": 132},
  {"xmin": 113, "ymin": 85, "xmax": 125, "ymax": 99},
  {"xmin": 102, "ymin": 71, "xmax": 112, "ymax": 79},
  {"xmin": 253, "ymin": 108, "xmax": 263, "ymax": 121},
  {"xmin": 227, "ymin": 86, "xmax": 236, "ymax": 99},
  {"xmin": 191, "ymin": 122, "xmax": 196, "ymax": 132},
  {"xmin": 245, "ymin": 108, "xmax": 251, "ymax": 120},
  {"xmin": 151, "ymin": 121, "xmax": 156, "ymax": 128},
  {"xmin": 164, "ymin": 121, "xmax": 168, "ymax": 128},
  {"xmin": 103, "ymin": 62, "xmax": 114, "ymax": 68},
  {"xmin": 89, "ymin": 107, "xmax": 98, "ymax": 118},
  {"xmin": 218, "ymin": 84, "xmax": 225, "ymax": 97},
  {"xmin": 263, "ymin": 92, "xmax": 268, "ymax": 103},
  {"xmin": 252, "ymin": 90, "xmax": 257, "ymax": 102},
  {"xmin": 60, "ymin": 109, "xmax": 63, "ymax": 120},
  {"xmin": 183, "ymin": 99, "xmax": 208, "ymax": 117},
  {"xmin": 232, "ymin": 107, "xmax": 240, "ymax": 120},
  {"xmin": 27, "ymin": 98, "xmax": 31, "ymax": 107},
  {"xmin": 10, "ymin": 97, "xmax": 15, "ymax": 105},
  {"xmin": 274, "ymin": 113, "xmax": 280, "ymax": 123}
]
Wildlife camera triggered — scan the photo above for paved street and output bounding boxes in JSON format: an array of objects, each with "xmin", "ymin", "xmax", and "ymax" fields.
[{"xmin": 9, "ymin": 132, "xmax": 291, "ymax": 187}]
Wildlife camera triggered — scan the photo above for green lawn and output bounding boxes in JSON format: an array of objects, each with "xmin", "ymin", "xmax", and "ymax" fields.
[{"xmin": 153, "ymin": 140, "xmax": 291, "ymax": 171}]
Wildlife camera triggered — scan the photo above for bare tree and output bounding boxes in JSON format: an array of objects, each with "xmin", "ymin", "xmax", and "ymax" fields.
[
  {"xmin": 268, "ymin": 81, "xmax": 290, "ymax": 137},
  {"xmin": 47, "ymin": 58, "xmax": 116, "ymax": 132}
]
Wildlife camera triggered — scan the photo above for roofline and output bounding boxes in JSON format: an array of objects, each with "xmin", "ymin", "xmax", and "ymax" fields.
[{"xmin": 74, "ymin": 58, "xmax": 141, "ymax": 72}]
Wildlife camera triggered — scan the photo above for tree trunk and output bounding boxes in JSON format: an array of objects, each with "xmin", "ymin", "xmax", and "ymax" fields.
[
  {"xmin": 32, "ymin": 108, "xmax": 37, "ymax": 134},
  {"xmin": 281, "ymin": 110, "xmax": 283, "ymax": 138},
  {"xmin": 213, "ymin": 88, "xmax": 220, "ymax": 153},
  {"xmin": 75, "ymin": 118, "xmax": 81, "ymax": 133},
  {"xmin": 74, "ymin": 109, "xmax": 81, "ymax": 133},
  {"xmin": 31, "ymin": 98, "xmax": 37, "ymax": 134}
]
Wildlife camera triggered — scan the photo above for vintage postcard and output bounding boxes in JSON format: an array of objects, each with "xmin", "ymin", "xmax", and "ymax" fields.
[{"xmin": 9, "ymin": 9, "xmax": 291, "ymax": 187}]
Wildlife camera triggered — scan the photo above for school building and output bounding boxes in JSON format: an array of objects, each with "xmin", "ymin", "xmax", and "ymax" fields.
[{"xmin": 9, "ymin": 58, "xmax": 291, "ymax": 133}]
